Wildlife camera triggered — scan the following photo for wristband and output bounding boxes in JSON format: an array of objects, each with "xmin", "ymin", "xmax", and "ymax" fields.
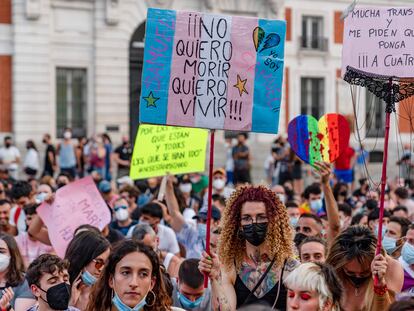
[{"xmin": 374, "ymin": 284, "xmax": 388, "ymax": 296}]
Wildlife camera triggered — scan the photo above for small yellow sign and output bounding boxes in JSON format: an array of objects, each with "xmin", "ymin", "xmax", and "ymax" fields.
[{"xmin": 130, "ymin": 125, "xmax": 208, "ymax": 180}]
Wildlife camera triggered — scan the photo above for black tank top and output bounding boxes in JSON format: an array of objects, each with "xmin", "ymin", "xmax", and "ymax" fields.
[{"xmin": 235, "ymin": 260, "xmax": 287, "ymax": 310}]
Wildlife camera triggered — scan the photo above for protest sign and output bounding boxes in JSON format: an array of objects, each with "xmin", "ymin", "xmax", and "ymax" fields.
[
  {"xmin": 342, "ymin": 7, "xmax": 414, "ymax": 77},
  {"xmin": 140, "ymin": 8, "xmax": 286, "ymax": 134},
  {"xmin": 287, "ymin": 114, "xmax": 350, "ymax": 165},
  {"xmin": 37, "ymin": 176, "xmax": 111, "ymax": 257},
  {"xmin": 130, "ymin": 124, "xmax": 208, "ymax": 180}
]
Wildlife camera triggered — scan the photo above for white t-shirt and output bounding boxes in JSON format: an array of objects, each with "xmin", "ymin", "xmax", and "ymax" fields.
[
  {"xmin": 126, "ymin": 223, "xmax": 180, "ymax": 255},
  {"xmin": 24, "ymin": 149, "xmax": 40, "ymax": 170},
  {"xmin": 183, "ymin": 207, "xmax": 196, "ymax": 227},
  {"xmin": 0, "ymin": 146, "xmax": 20, "ymax": 170},
  {"xmin": 9, "ymin": 205, "xmax": 27, "ymax": 234}
]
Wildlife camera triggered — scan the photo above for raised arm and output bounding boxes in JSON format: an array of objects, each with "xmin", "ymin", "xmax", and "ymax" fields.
[
  {"xmin": 164, "ymin": 175, "xmax": 186, "ymax": 233},
  {"xmin": 28, "ymin": 214, "xmax": 51, "ymax": 246},
  {"xmin": 199, "ymin": 251, "xmax": 237, "ymax": 311},
  {"xmin": 314, "ymin": 162, "xmax": 340, "ymax": 244}
]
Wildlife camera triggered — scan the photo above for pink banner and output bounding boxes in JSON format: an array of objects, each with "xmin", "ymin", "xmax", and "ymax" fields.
[
  {"xmin": 224, "ymin": 16, "xmax": 257, "ymax": 131},
  {"xmin": 167, "ymin": 11, "xmax": 199, "ymax": 127},
  {"xmin": 342, "ymin": 7, "xmax": 414, "ymax": 77},
  {"xmin": 37, "ymin": 176, "xmax": 111, "ymax": 257}
]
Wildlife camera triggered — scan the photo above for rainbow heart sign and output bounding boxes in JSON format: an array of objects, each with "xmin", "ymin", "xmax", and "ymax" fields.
[{"xmin": 287, "ymin": 114, "xmax": 350, "ymax": 165}]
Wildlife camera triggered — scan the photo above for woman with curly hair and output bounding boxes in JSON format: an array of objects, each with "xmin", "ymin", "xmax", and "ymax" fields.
[
  {"xmin": 86, "ymin": 239, "xmax": 183, "ymax": 311},
  {"xmin": 199, "ymin": 185, "xmax": 298, "ymax": 310},
  {"xmin": 326, "ymin": 225, "xmax": 403, "ymax": 311}
]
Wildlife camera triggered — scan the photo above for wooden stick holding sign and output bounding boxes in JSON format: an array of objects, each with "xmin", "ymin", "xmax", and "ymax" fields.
[
  {"xmin": 157, "ymin": 176, "xmax": 167, "ymax": 201},
  {"xmin": 204, "ymin": 130, "xmax": 215, "ymax": 288}
]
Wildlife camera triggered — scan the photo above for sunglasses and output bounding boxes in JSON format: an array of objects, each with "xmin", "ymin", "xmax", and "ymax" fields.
[
  {"xmin": 114, "ymin": 205, "xmax": 128, "ymax": 212},
  {"xmin": 93, "ymin": 259, "xmax": 105, "ymax": 270}
]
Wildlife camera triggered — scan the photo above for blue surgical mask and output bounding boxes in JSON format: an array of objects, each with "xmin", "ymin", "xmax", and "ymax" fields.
[
  {"xmin": 374, "ymin": 224, "xmax": 387, "ymax": 237},
  {"xmin": 112, "ymin": 290, "xmax": 146, "ymax": 311},
  {"xmin": 402, "ymin": 242, "xmax": 414, "ymax": 265},
  {"xmin": 198, "ymin": 223, "xmax": 207, "ymax": 239},
  {"xmin": 382, "ymin": 236, "xmax": 397, "ymax": 255},
  {"xmin": 81, "ymin": 270, "xmax": 97, "ymax": 287},
  {"xmin": 177, "ymin": 291, "xmax": 204, "ymax": 309},
  {"xmin": 310, "ymin": 199, "xmax": 322, "ymax": 213},
  {"xmin": 290, "ymin": 217, "xmax": 299, "ymax": 228},
  {"xmin": 36, "ymin": 192, "xmax": 48, "ymax": 204}
]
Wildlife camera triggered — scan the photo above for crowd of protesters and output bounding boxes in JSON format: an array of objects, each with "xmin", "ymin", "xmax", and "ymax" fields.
[{"xmin": 0, "ymin": 130, "xmax": 414, "ymax": 310}]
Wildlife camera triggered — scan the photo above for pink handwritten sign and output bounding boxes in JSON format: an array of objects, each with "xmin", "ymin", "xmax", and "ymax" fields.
[
  {"xmin": 342, "ymin": 7, "xmax": 414, "ymax": 77},
  {"xmin": 37, "ymin": 176, "xmax": 111, "ymax": 257}
]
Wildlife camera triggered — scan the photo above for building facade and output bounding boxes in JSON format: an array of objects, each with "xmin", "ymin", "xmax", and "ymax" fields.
[{"xmin": 0, "ymin": 0, "xmax": 413, "ymax": 178}]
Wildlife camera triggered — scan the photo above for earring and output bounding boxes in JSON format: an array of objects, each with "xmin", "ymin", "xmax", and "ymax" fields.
[{"xmin": 146, "ymin": 290, "xmax": 156, "ymax": 307}]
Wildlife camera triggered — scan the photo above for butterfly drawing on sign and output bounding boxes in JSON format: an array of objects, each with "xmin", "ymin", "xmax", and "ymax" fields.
[{"xmin": 253, "ymin": 27, "xmax": 281, "ymax": 53}]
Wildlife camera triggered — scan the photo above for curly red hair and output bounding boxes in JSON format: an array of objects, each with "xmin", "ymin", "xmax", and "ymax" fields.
[{"xmin": 218, "ymin": 185, "xmax": 294, "ymax": 270}]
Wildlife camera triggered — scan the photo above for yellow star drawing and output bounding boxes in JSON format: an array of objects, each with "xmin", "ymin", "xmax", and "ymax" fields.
[
  {"xmin": 233, "ymin": 74, "xmax": 248, "ymax": 97},
  {"xmin": 143, "ymin": 91, "xmax": 160, "ymax": 108}
]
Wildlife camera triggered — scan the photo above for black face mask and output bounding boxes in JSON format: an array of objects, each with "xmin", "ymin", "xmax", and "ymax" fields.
[
  {"xmin": 4, "ymin": 143, "xmax": 11, "ymax": 148},
  {"xmin": 294, "ymin": 232, "xmax": 308, "ymax": 248},
  {"xmin": 346, "ymin": 274, "xmax": 370, "ymax": 288},
  {"xmin": 57, "ymin": 182, "xmax": 67, "ymax": 189},
  {"xmin": 339, "ymin": 191, "xmax": 348, "ymax": 197},
  {"xmin": 40, "ymin": 282, "xmax": 71, "ymax": 310},
  {"xmin": 240, "ymin": 222, "xmax": 268, "ymax": 246}
]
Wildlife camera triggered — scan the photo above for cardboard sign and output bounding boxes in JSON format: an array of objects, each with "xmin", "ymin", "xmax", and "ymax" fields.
[
  {"xmin": 37, "ymin": 176, "xmax": 111, "ymax": 257},
  {"xmin": 342, "ymin": 7, "xmax": 414, "ymax": 77},
  {"xmin": 287, "ymin": 114, "xmax": 350, "ymax": 165},
  {"xmin": 140, "ymin": 8, "xmax": 286, "ymax": 134},
  {"xmin": 130, "ymin": 124, "xmax": 208, "ymax": 180}
]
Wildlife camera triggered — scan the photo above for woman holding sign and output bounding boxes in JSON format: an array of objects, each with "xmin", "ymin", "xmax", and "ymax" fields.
[
  {"xmin": 199, "ymin": 185, "xmax": 298, "ymax": 310},
  {"xmin": 327, "ymin": 226, "xmax": 403, "ymax": 311}
]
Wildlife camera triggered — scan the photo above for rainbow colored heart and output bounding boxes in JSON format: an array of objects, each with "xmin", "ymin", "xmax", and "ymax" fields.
[{"xmin": 287, "ymin": 114, "xmax": 350, "ymax": 165}]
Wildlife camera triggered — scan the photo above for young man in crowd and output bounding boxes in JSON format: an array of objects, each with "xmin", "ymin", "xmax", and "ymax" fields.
[
  {"xmin": 113, "ymin": 135, "xmax": 132, "ymax": 179},
  {"xmin": 10, "ymin": 181, "xmax": 34, "ymax": 234},
  {"xmin": 0, "ymin": 136, "xmax": 21, "ymax": 180},
  {"xmin": 298, "ymin": 236, "xmax": 327, "ymax": 263},
  {"xmin": 296, "ymin": 213, "xmax": 324, "ymax": 238},
  {"xmin": 110, "ymin": 197, "xmax": 137, "ymax": 236},
  {"xmin": 338, "ymin": 203, "xmax": 353, "ymax": 230},
  {"xmin": 299, "ymin": 183, "xmax": 323, "ymax": 214},
  {"xmin": 0, "ymin": 199, "xmax": 16, "ymax": 235},
  {"xmin": 26, "ymin": 254, "xmax": 79, "ymax": 311},
  {"xmin": 232, "ymin": 133, "xmax": 251, "ymax": 185},
  {"xmin": 173, "ymin": 259, "xmax": 211, "ymax": 310},
  {"xmin": 42, "ymin": 134, "xmax": 57, "ymax": 177}
]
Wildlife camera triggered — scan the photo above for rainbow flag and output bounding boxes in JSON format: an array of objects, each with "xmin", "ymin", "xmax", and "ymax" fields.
[{"xmin": 287, "ymin": 114, "xmax": 350, "ymax": 165}]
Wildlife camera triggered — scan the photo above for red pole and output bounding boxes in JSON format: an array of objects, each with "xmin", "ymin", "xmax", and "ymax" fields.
[
  {"xmin": 204, "ymin": 130, "xmax": 215, "ymax": 288},
  {"xmin": 374, "ymin": 78, "xmax": 392, "ymax": 285}
]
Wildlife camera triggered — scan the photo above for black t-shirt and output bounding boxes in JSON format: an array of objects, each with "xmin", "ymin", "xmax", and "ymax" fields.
[
  {"xmin": 44, "ymin": 144, "xmax": 56, "ymax": 172},
  {"xmin": 114, "ymin": 144, "xmax": 132, "ymax": 169}
]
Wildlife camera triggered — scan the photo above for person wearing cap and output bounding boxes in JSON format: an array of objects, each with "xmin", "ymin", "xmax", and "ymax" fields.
[
  {"xmin": 165, "ymin": 176, "xmax": 221, "ymax": 258},
  {"xmin": 98, "ymin": 180, "xmax": 119, "ymax": 208},
  {"xmin": 212, "ymin": 168, "xmax": 234, "ymax": 199}
]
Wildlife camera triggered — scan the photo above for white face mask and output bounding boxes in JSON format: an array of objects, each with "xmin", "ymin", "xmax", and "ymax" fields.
[
  {"xmin": 213, "ymin": 179, "xmax": 225, "ymax": 190},
  {"xmin": 115, "ymin": 208, "xmax": 129, "ymax": 222},
  {"xmin": 179, "ymin": 183, "xmax": 192, "ymax": 194},
  {"xmin": 63, "ymin": 131, "xmax": 72, "ymax": 140},
  {"xmin": 277, "ymin": 194, "xmax": 286, "ymax": 204},
  {"xmin": 0, "ymin": 254, "xmax": 10, "ymax": 272}
]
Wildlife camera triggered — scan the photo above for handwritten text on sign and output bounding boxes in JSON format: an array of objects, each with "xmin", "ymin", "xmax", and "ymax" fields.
[
  {"xmin": 342, "ymin": 7, "xmax": 414, "ymax": 77},
  {"xmin": 140, "ymin": 8, "xmax": 286, "ymax": 134},
  {"xmin": 129, "ymin": 124, "xmax": 208, "ymax": 180},
  {"xmin": 36, "ymin": 176, "xmax": 111, "ymax": 257}
]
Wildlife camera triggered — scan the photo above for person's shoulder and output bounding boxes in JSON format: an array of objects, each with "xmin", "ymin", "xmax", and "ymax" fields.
[{"xmin": 284, "ymin": 257, "xmax": 300, "ymax": 272}]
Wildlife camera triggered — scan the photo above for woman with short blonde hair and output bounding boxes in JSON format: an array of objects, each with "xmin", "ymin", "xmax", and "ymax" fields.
[{"xmin": 284, "ymin": 262, "xmax": 343, "ymax": 311}]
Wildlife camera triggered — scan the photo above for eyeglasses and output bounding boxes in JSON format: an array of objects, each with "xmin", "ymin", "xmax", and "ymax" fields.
[
  {"xmin": 93, "ymin": 259, "xmax": 105, "ymax": 270},
  {"xmin": 240, "ymin": 215, "xmax": 268, "ymax": 226}
]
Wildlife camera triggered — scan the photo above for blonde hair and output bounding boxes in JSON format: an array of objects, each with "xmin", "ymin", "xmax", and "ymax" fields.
[
  {"xmin": 218, "ymin": 185, "xmax": 294, "ymax": 270},
  {"xmin": 284, "ymin": 262, "xmax": 343, "ymax": 311}
]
